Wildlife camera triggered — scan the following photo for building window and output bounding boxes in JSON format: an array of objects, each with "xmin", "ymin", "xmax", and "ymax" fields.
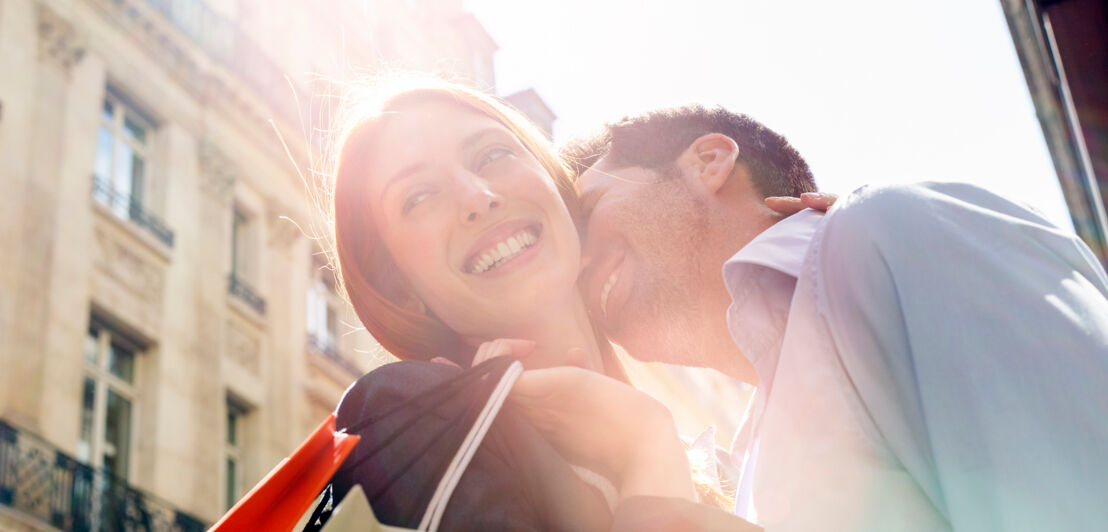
[
  {"xmin": 77, "ymin": 320, "xmax": 140, "ymax": 481},
  {"xmin": 93, "ymin": 90, "xmax": 152, "ymax": 221},
  {"xmin": 306, "ymin": 268, "xmax": 340, "ymax": 356},
  {"xmin": 231, "ymin": 206, "xmax": 250, "ymax": 281},
  {"xmin": 229, "ymin": 204, "xmax": 265, "ymax": 313},
  {"xmin": 91, "ymin": 88, "xmax": 175, "ymax": 247},
  {"xmin": 306, "ymin": 261, "xmax": 361, "ymax": 375},
  {"xmin": 225, "ymin": 397, "xmax": 249, "ymax": 510}
]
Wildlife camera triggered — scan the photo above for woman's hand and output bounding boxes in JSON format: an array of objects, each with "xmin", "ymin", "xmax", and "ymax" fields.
[
  {"xmin": 471, "ymin": 338, "xmax": 536, "ymax": 366},
  {"xmin": 765, "ymin": 191, "xmax": 838, "ymax": 215},
  {"xmin": 511, "ymin": 365, "xmax": 697, "ymax": 503}
]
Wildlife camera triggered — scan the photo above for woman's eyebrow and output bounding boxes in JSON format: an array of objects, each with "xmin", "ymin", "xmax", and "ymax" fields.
[{"xmin": 380, "ymin": 163, "xmax": 425, "ymax": 202}]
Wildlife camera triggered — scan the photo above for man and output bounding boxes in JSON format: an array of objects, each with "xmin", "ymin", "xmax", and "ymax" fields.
[{"xmin": 566, "ymin": 105, "xmax": 1108, "ymax": 531}]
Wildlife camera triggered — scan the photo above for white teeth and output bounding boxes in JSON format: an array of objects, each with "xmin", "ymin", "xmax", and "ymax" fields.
[
  {"xmin": 468, "ymin": 228, "xmax": 539, "ymax": 274},
  {"xmin": 600, "ymin": 269, "xmax": 620, "ymax": 318}
]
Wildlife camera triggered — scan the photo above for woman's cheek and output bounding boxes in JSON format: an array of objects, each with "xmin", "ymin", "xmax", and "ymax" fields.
[
  {"xmin": 392, "ymin": 217, "xmax": 448, "ymax": 266},
  {"xmin": 406, "ymin": 237, "xmax": 439, "ymax": 265}
]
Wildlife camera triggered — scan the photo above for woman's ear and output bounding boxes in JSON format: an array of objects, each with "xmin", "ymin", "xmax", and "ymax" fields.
[
  {"xmin": 403, "ymin": 296, "xmax": 428, "ymax": 316},
  {"xmin": 677, "ymin": 133, "xmax": 740, "ymax": 195},
  {"xmin": 388, "ymin": 279, "xmax": 428, "ymax": 316}
]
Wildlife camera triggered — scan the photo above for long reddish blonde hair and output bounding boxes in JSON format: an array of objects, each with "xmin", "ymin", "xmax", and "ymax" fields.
[{"xmin": 330, "ymin": 79, "xmax": 619, "ymax": 371}]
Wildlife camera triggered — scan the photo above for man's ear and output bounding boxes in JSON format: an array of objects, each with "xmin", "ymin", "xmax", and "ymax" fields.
[{"xmin": 677, "ymin": 133, "xmax": 740, "ymax": 194}]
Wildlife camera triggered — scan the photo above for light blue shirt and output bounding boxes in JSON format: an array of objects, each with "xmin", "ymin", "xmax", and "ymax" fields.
[{"xmin": 724, "ymin": 182, "xmax": 1108, "ymax": 531}]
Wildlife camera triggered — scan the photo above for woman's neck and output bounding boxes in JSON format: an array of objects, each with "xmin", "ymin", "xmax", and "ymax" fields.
[{"xmin": 505, "ymin": 293, "xmax": 606, "ymax": 372}]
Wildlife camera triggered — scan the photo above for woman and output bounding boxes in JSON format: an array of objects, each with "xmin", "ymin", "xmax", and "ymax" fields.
[{"xmin": 325, "ymin": 77, "xmax": 811, "ymax": 528}]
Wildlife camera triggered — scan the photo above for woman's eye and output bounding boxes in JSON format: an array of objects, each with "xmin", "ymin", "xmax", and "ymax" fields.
[
  {"xmin": 402, "ymin": 189, "xmax": 433, "ymax": 214},
  {"xmin": 478, "ymin": 146, "xmax": 514, "ymax": 168}
]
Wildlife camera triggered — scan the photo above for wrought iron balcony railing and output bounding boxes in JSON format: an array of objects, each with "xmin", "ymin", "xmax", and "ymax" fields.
[
  {"xmin": 306, "ymin": 333, "xmax": 360, "ymax": 377},
  {"xmin": 0, "ymin": 419, "xmax": 206, "ymax": 532},
  {"xmin": 228, "ymin": 274, "xmax": 266, "ymax": 315},
  {"xmin": 92, "ymin": 176, "xmax": 176, "ymax": 249}
]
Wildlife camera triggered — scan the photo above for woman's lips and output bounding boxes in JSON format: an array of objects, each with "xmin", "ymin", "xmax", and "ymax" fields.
[{"xmin": 464, "ymin": 221, "xmax": 544, "ymax": 278}]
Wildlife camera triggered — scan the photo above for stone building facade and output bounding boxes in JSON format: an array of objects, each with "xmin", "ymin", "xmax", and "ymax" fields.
[{"xmin": 0, "ymin": 0, "xmax": 516, "ymax": 528}]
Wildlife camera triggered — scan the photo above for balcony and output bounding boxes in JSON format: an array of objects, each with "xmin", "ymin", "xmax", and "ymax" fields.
[
  {"xmin": 91, "ymin": 176, "xmax": 175, "ymax": 249},
  {"xmin": 306, "ymin": 333, "xmax": 360, "ymax": 377},
  {"xmin": 228, "ymin": 274, "xmax": 266, "ymax": 315},
  {"xmin": 0, "ymin": 419, "xmax": 206, "ymax": 532}
]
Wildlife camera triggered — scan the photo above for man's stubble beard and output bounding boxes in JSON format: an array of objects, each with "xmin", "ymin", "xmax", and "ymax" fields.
[{"xmin": 616, "ymin": 178, "xmax": 716, "ymax": 367}]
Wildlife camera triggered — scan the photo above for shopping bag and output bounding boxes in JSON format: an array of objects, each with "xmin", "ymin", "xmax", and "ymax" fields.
[
  {"xmin": 305, "ymin": 360, "xmax": 524, "ymax": 532},
  {"xmin": 316, "ymin": 485, "xmax": 410, "ymax": 532},
  {"xmin": 209, "ymin": 414, "xmax": 360, "ymax": 532}
]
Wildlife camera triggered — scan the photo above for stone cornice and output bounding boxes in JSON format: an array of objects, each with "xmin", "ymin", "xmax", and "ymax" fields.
[{"xmin": 36, "ymin": 3, "xmax": 86, "ymax": 73}]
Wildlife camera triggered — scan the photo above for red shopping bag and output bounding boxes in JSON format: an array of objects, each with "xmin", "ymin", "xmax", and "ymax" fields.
[{"xmin": 210, "ymin": 414, "xmax": 360, "ymax": 532}]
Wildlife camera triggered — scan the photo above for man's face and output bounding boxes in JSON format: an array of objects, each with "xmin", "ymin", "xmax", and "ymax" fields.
[{"xmin": 578, "ymin": 157, "xmax": 718, "ymax": 365}]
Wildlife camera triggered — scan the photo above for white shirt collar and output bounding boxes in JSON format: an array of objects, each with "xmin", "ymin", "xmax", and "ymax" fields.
[
  {"xmin": 724, "ymin": 208, "xmax": 824, "ymax": 280},
  {"xmin": 722, "ymin": 209, "xmax": 823, "ymax": 385}
]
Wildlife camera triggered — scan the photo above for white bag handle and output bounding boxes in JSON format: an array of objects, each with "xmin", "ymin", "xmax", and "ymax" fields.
[{"xmin": 417, "ymin": 360, "xmax": 524, "ymax": 532}]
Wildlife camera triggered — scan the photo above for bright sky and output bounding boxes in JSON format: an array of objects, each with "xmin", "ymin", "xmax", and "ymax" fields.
[{"xmin": 464, "ymin": 0, "xmax": 1075, "ymax": 232}]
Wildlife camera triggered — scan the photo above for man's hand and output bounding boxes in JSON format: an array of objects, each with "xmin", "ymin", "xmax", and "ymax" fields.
[
  {"xmin": 511, "ymin": 365, "xmax": 697, "ymax": 502},
  {"xmin": 765, "ymin": 192, "xmax": 838, "ymax": 215}
]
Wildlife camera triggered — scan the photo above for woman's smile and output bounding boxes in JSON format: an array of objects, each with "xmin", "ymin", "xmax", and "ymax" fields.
[{"xmin": 464, "ymin": 221, "xmax": 544, "ymax": 276}]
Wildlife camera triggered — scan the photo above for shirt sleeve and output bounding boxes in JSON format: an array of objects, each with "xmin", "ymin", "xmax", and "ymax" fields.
[{"xmin": 815, "ymin": 182, "xmax": 1108, "ymax": 531}]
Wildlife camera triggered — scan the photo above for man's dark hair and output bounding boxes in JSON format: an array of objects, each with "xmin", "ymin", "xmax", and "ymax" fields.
[{"xmin": 561, "ymin": 105, "xmax": 817, "ymax": 198}]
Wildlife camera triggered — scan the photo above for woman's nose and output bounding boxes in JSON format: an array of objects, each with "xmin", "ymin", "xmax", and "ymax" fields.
[{"xmin": 457, "ymin": 175, "xmax": 503, "ymax": 224}]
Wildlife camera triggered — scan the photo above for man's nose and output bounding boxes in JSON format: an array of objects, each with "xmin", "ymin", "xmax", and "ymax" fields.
[{"xmin": 456, "ymin": 173, "xmax": 502, "ymax": 224}]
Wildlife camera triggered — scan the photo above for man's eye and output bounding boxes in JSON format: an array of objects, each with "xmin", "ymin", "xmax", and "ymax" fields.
[
  {"xmin": 478, "ymin": 147, "xmax": 514, "ymax": 168},
  {"xmin": 402, "ymin": 189, "xmax": 433, "ymax": 214}
]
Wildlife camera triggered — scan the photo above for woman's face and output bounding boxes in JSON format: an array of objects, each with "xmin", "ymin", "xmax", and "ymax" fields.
[{"xmin": 364, "ymin": 101, "xmax": 582, "ymax": 343}]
